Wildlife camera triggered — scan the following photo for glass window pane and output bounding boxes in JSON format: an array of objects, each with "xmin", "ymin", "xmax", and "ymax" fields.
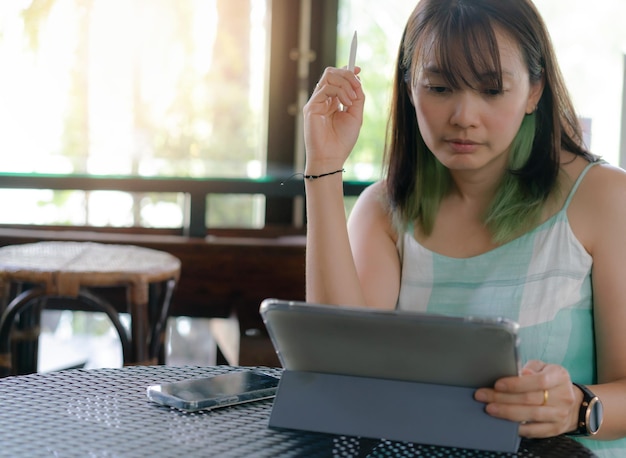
[
  {"xmin": 0, "ymin": 189, "xmax": 87, "ymax": 225},
  {"xmin": 206, "ymin": 194, "xmax": 265, "ymax": 229},
  {"xmin": 0, "ymin": 0, "xmax": 271, "ymax": 229},
  {"xmin": 0, "ymin": 0, "xmax": 270, "ymax": 178},
  {"xmin": 0, "ymin": 189, "xmax": 185, "ymax": 228},
  {"xmin": 533, "ymin": 0, "xmax": 626, "ymax": 166},
  {"xmin": 336, "ymin": 0, "xmax": 418, "ymax": 181}
]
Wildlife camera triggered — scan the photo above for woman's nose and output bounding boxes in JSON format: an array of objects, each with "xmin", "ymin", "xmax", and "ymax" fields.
[{"xmin": 449, "ymin": 91, "xmax": 480, "ymax": 128}]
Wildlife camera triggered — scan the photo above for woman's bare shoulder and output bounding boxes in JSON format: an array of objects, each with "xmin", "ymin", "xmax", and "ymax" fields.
[
  {"xmin": 349, "ymin": 180, "xmax": 398, "ymax": 237},
  {"xmin": 360, "ymin": 179, "xmax": 387, "ymax": 196},
  {"xmin": 579, "ymin": 161, "xmax": 626, "ymax": 201},
  {"xmin": 353, "ymin": 180, "xmax": 390, "ymax": 212},
  {"xmin": 568, "ymin": 160, "xmax": 626, "ymax": 253}
]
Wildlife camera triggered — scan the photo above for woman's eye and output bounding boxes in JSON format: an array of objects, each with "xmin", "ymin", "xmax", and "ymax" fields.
[
  {"xmin": 427, "ymin": 85, "xmax": 450, "ymax": 94},
  {"xmin": 483, "ymin": 88, "xmax": 503, "ymax": 96}
]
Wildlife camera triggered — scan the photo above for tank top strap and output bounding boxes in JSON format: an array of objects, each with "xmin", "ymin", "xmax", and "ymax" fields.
[
  {"xmin": 400, "ymin": 159, "xmax": 601, "ymax": 232},
  {"xmin": 562, "ymin": 160, "xmax": 602, "ymax": 209}
]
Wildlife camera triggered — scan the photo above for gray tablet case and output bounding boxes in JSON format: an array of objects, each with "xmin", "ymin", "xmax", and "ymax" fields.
[{"xmin": 260, "ymin": 299, "xmax": 522, "ymax": 453}]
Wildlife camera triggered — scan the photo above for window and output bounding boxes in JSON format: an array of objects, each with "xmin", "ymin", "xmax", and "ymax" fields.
[
  {"xmin": 0, "ymin": 0, "xmax": 273, "ymax": 228},
  {"xmin": 532, "ymin": 0, "xmax": 626, "ymax": 166},
  {"xmin": 1, "ymin": 0, "xmax": 269, "ymax": 177},
  {"xmin": 2, "ymin": 0, "xmax": 625, "ymax": 230}
]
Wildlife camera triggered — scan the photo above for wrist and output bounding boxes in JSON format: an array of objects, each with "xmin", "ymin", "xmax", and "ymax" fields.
[
  {"xmin": 567, "ymin": 383, "xmax": 585, "ymax": 433},
  {"xmin": 303, "ymin": 168, "xmax": 344, "ymax": 180},
  {"xmin": 304, "ymin": 160, "xmax": 345, "ymax": 176},
  {"xmin": 566, "ymin": 383, "xmax": 604, "ymax": 436}
]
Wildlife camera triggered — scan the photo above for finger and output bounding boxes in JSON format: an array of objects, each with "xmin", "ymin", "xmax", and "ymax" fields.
[
  {"xmin": 495, "ymin": 364, "xmax": 568, "ymax": 394},
  {"xmin": 312, "ymin": 85, "xmax": 356, "ymax": 109},
  {"xmin": 316, "ymin": 68, "xmax": 361, "ymax": 93},
  {"xmin": 518, "ymin": 418, "xmax": 564, "ymax": 439},
  {"xmin": 489, "ymin": 402, "xmax": 568, "ymax": 439},
  {"xmin": 342, "ymin": 89, "xmax": 365, "ymax": 118},
  {"xmin": 486, "ymin": 401, "xmax": 560, "ymax": 424},
  {"xmin": 475, "ymin": 387, "xmax": 547, "ymax": 406},
  {"xmin": 320, "ymin": 66, "xmax": 362, "ymax": 85},
  {"xmin": 310, "ymin": 87, "xmax": 364, "ymax": 121},
  {"xmin": 314, "ymin": 81, "xmax": 359, "ymax": 109}
]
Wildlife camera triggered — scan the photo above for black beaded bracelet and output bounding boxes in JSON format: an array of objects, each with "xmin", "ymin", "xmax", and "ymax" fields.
[
  {"xmin": 281, "ymin": 168, "xmax": 344, "ymax": 185},
  {"xmin": 303, "ymin": 168, "xmax": 345, "ymax": 180}
]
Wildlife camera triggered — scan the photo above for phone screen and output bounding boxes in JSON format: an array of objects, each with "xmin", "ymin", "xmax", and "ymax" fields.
[{"xmin": 147, "ymin": 370, "xmax": 279, "ymax": 412}]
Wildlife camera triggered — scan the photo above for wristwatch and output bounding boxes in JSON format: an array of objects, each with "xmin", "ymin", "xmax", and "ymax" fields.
[{"xmin": 567, "ymin": 383, "xmax": 603, "ymax": 436}]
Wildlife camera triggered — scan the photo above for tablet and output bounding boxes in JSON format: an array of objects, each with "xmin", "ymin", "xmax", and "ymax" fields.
[{"xmin": 260, "ymin": 298, "xmax": 520, "ymax": 388}]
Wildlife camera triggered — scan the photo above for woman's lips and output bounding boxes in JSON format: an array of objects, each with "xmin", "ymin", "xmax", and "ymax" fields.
[{"xmin": 447, "ymin": 139, "xmax": 480, "ymax": 154}]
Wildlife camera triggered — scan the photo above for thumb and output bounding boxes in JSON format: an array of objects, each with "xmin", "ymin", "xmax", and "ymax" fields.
[{"xmin": 521, "ymin": 359, "xmax": 547, "ymax": 375}]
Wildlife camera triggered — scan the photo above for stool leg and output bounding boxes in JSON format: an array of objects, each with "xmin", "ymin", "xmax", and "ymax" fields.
[
  {"xmin": 0, "ymin": 288, "xmax": 47, "ymax": 378},
  {"xmin": 149, "ymin": 278, "xmax": 176, "ymax": 364},
  {"xmin": 77, "ymin": 289, "xmax": 132, "ymax": 365},
  {"xmin": 15, "ymin": 297, "xmax": 45, "ymax": 374}
]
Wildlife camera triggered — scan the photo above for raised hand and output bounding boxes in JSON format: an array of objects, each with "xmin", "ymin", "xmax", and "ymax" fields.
[{"xmin": 303, "ymin": 66, "xmax": 365, "ymax": 172}]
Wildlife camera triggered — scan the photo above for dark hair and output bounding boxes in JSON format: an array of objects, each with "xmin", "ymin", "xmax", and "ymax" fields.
[{"xmin": 384, "ymin": 0, "xmax": 596, "ymax": 241}]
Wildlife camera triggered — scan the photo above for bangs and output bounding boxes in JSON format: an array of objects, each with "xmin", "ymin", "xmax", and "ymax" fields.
[{"xmin": 415, "ymin": 11, "xmax": 503, "ymax": 91}]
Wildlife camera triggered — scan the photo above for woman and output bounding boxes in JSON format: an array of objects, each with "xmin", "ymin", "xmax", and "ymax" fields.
[{"xmin": 303, "ymin": 0, "xmax": 626, "ymax": 456}]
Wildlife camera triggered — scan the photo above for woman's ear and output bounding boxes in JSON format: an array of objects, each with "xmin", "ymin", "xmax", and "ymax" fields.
[{"xmin": 526, "ymin": 73, "xmax": 545, "ymax": 114}]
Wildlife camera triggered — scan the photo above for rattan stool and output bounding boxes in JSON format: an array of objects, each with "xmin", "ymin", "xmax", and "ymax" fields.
[{"xmin": 0, "ymin": 241, "xmax": 181, "ymax": 376}]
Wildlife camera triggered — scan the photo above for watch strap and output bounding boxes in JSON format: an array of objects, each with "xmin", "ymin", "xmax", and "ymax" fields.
[{"xmin": 567, "ymin": 382, "xmax": 603, "ymax": 436}]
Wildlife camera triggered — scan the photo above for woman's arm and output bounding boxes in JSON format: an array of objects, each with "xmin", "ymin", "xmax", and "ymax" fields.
[
  {"xmin": 306, "ymin": 180, "xmax": 401, "ymax": 309},
  {"xmin": 303, "ymin": 66, "xmax": 364, "ymax": 306},
  {"xmin": 305, "ymin": 170, "xmax": 364, "ymax": 306},
  {"xmin": 577, "ymin": 163, "xmax": 626, "ymax": 440},
  {"xmin": 347, "ymin": 182, "xmax": 402, "ymax": 309},
  {"xmin": 303, "ymin": 67, "xmax": 400, "ymax": 308}
]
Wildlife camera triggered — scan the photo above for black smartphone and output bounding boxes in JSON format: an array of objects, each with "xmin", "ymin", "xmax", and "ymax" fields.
[{"xmin": 146, "ymin": 370, "xmax": 279, "ymax": 412}]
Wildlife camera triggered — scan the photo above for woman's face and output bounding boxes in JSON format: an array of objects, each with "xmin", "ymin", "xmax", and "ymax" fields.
[{"xmin": 410, "ymin": 28, "xmax": 543, "ymax": 176}]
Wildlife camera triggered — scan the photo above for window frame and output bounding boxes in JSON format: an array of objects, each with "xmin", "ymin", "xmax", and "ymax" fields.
[
  {"xmin": 265, "ymin": 0, "xmax": 340, "ymax": 226},
  {"xmin": 0, "ymin": 0, "xmax": 367, "ymax": 235}
]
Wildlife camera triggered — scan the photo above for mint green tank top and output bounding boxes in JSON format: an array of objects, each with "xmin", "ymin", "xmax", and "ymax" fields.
[{"xmin": 395, "ymin": 161, "xmax": 625, "ymax": 456}]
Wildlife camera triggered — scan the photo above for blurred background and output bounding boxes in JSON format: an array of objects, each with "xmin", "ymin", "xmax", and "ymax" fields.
[{"xmin": 1, "ymin": 0, "xmax": 625, "ymax": 371}]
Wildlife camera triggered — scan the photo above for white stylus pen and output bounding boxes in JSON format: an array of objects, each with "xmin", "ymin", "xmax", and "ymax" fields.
[{"xmin": 348, "ymin": 31, "xmax": 357, "ymax": 72}]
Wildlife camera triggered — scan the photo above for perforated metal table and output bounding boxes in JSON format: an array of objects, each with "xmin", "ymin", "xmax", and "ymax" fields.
[{"xmin": 0, "ymin": 365, "xmax": 596, "ymax": 457}]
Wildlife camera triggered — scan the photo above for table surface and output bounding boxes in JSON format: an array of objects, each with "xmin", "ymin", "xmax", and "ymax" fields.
[{"xmin": 0, "ymin": 365, "xmax": 596, "ymax": 458}]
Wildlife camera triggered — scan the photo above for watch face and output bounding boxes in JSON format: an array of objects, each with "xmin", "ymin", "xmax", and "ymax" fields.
[{"xmin": 587, "ymin": 397, "xmax": 603, "ymax": 434}]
